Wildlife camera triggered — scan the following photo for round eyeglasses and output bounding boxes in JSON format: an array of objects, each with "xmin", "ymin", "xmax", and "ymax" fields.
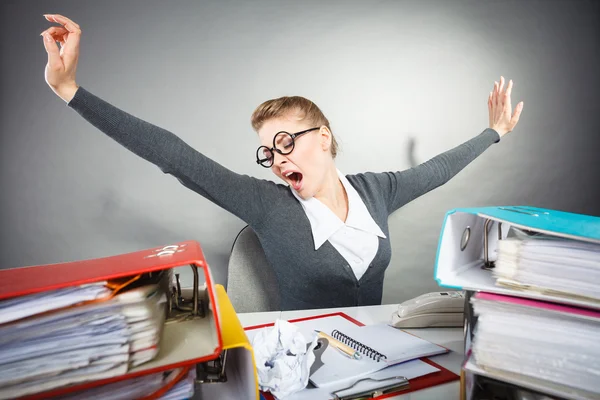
[{"xmin": 256, "ymin": 127, "xmax": 320, "ymax": 168}]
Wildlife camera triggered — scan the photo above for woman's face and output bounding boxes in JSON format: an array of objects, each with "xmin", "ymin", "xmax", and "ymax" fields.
[{"xmin": 258, "ymin": 114, "xmax": 331, "ymax": 199}]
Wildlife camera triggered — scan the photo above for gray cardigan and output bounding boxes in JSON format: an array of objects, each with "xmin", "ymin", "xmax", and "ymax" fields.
[{"xmin": 68, "ymin": 87, "xmax": 500, "ymax": 310}]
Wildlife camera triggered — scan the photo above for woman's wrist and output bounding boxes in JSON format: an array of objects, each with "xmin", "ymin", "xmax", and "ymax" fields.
[
  {"xmin": 490, "ymin": 125, "xmax": 506, "ymax": 137},
  {"xmin": 56, "ymin": 83, "xmax": 79, "ymax": 104}
]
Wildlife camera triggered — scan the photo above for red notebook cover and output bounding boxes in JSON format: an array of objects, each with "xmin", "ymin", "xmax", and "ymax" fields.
[
  {"xmin": 0, "ymin": 241, "xmax": 223, "ymax": 399},
  {"xmin": 245, "ymin": 312, "xmax": 460, "ymax": 399}
]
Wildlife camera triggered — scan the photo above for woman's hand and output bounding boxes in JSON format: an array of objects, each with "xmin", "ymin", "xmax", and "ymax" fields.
[
  {"xmin": 488, "ymin": 76, "xmax": 524, "ymax": 138},
  {"xmin": 41, "ymin": 14, "xmax": 81, "ymax": 103}
]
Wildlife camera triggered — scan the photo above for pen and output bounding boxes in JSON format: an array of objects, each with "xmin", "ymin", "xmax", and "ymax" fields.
[{"xmin": 314, "ymin": 330, "xmax": 362, "ymax": 360}]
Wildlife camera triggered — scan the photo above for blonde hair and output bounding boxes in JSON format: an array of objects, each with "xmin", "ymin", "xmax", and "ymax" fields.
[{"xmin": 251, "ymin": 96, "xmax": 338, "ymax": 158}]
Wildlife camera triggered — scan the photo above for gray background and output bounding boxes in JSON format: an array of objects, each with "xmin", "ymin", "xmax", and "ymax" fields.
[{"xmin": 1, "ymin": 0, "xmax": 598, "ymax": 305}]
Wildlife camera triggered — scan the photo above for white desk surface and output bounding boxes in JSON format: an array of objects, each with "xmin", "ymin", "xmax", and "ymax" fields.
[{"xmin": 238, "ymin": 304, "xmax": 464, "ymax": 400}]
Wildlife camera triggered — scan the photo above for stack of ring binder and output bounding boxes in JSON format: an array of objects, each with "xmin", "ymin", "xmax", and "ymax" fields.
[
  {"xmin": 433, "ymin": 205, "xmax": 600, "ymax": 399},
  {"xmin": 0, "ymin": 240, "xmax": 259, "ymax": 400},
  {"xmin": 435, "ymin": 205, "xmax": 600, "ymax": 308}
]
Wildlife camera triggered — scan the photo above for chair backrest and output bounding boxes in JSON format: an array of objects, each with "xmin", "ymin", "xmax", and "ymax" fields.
[{"xmin": 226, "ymin": 225, "xmax": 280, "ymax": 312}]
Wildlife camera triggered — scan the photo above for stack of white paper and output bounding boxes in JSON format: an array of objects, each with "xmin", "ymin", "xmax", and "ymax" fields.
[
  {"xmin": 309, "ymin": 322, "xmax": 447, "ymax": 387},
  {"xmin": 159, "ymin": 368, "xmax": 197, "ymax": 400},
  {"xmin": 57, "ymin": 367, "xmax": 196, "ymax": 400},
  {"xmin": 247, "ymin": 315, "xmax": 447, "ymax": 396},
  {"xmin": 494, "ymin": 236, "xmax": 600, "ymax": 301},
  {"xmin": 0, "ymin": 283, "xmax": 167, "ymax": 399},
  {"xmin": 0, "ymin": 282, "xmax": 110, "ymax": 325},
  {"xmin": 470, "ymin": 294, "xmax": 600, "ymax": 398},
  {"xmin": 287, "ymin": 359, "xmax": 439, "ymax": 400}
]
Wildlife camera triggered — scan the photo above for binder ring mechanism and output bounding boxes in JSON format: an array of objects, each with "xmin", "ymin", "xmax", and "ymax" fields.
[
  {"xmin": 482, "ymin": 207, "xmax": 542, "ymax": 270},
  {"xmin": 170, "ymin": 265, "xmax": 228, "ymax": 384},
  {"xmin": 167, "ymin": 265, "xmax": 205, "ymax": 322},
  {"xmin": 196, "ymin": 348, "xmax": 228, "ymax": 384},
  {"xmin": 482, "ymin": 219, "xmax": 502, "ymax": 270}
]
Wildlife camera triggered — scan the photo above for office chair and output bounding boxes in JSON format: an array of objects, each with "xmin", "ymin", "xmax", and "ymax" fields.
[{"xmin": 226, "ymin": 225, "xmax": 280, "ymax": 312}]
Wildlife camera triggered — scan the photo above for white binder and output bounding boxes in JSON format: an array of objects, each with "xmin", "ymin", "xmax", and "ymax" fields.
[{"xmin": 433, "ymin": 205, "xmax": 600, "ymax": 310}]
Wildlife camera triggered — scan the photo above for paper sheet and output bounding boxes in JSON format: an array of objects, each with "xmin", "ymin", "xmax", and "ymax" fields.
[
  {"xmin": 246, "ymin": 315, "xmax": 443, "ymax": 399},
  {"xmin": 472, "ymin": 295, "xmax": 600, "ymax": 395},
  {"xmin": 0, "ymin": 283, "xmax": 111, "ymax": 325},
  {"xmin": 286, "ymin": 358, "xmax": 439, "ymax": 399},
  {"xmin": 252, "ymin": 317, "xmax": 445, "ymax": 387},
  {"xmin": 0, "ymin": 285, "xmax": 167, "ymax": 399},
  {"xmin": 251, "ymin": 319, "xmax": 318, "ymax": 399}
]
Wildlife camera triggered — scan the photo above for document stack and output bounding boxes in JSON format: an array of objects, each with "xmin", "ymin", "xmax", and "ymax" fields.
[
  {"xmin": 0, "ymin": 240, "xmax": 260, "ymax": 400},
  {"xmin": 58, "ymin": 367, "xmax": 197, "ymax": 400},
  {"xmin": 0, "ymin": 279, "xmax": 168, "ymax": 399},
  {"xmin": 433, "ymin": 206, "xmax": 600, "ymax": 400}
]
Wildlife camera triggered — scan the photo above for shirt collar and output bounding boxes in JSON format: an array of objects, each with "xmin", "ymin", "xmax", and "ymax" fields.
[{"xmin": 291, "ymin": 169, "xmax": 387, "ymax": 250}]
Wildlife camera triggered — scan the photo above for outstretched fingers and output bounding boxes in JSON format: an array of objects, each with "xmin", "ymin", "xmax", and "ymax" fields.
[
  {"xmin": 488, "ymin": 91, "xmax": 493, "ymax": 127},
  {"xmin": 41, "ymin": 26, "xmax": 69, "ymax": 44},
  {"xmin": 41, "ymin": 31, "xmax": 63, "ymax": 70},
  {"xmin": 43, "ymin": 14, "xmax": 81, "ymax": 58},
  {"xmin": 44, "ymin": 14, "xmax": 80, "ymax": 31},
  {"xmin": 510, "ymin": 101, "xmax": 524, "ymax": 129},
  {"xmin": 504, "ymin": 79, "xmax": 513, "ymax": 117}
]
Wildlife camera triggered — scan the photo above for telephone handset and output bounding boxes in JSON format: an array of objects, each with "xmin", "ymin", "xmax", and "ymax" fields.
[{"xmin": 390, "ymin": 291, "xmax": 465, "ymax": 328}]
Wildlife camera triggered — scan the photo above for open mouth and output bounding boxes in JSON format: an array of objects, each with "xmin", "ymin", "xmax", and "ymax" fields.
[{"xmin": 284, "ymin": 171, "xmax": 304, "ymax": 191}]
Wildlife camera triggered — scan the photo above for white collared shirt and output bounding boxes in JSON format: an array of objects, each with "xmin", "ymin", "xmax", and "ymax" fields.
[{"xmin": 291, "ymin": 170, "xmax": 387, "ymax": 281}]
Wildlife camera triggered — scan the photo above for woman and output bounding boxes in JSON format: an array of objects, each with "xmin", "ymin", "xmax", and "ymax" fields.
[{"xmin": 41, "ymin": 14, "xmax": 523, "ymax": 311}]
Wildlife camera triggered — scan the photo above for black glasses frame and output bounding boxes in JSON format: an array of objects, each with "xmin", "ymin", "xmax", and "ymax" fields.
[{"xmin": 256, "ymin": 127, "xmax": 320, "ymax": 168}]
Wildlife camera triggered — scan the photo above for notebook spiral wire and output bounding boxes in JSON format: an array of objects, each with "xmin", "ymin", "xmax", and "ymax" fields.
[{"xmin": 331, "ymin": 330, "xmax": 387, "ymax": 362}]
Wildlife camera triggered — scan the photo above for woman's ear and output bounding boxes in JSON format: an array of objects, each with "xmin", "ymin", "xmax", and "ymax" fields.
[{"xmin": 319, "ymin": 126, "xmax": 332, "ymax": 152}]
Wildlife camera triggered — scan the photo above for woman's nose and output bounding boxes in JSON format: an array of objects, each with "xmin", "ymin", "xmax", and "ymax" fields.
[{"xmin": 273, "ymin": 151, "xmax": 287, "ymax": 167}]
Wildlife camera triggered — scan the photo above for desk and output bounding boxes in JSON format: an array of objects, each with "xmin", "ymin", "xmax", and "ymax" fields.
[{"xmin": 238, "ymin": 304, "xmax": 464, "ymax": 400}]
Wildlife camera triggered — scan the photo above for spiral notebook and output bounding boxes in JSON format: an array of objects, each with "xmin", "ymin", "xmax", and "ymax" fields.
[{"xmin": 309, "ymin": 322, "xmax": 448, "ymax": 387}]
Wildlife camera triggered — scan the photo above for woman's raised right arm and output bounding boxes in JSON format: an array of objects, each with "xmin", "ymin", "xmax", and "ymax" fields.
[{"xmin": 41, "ymin": 14, "xmax": 274, "ymax": 227}]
